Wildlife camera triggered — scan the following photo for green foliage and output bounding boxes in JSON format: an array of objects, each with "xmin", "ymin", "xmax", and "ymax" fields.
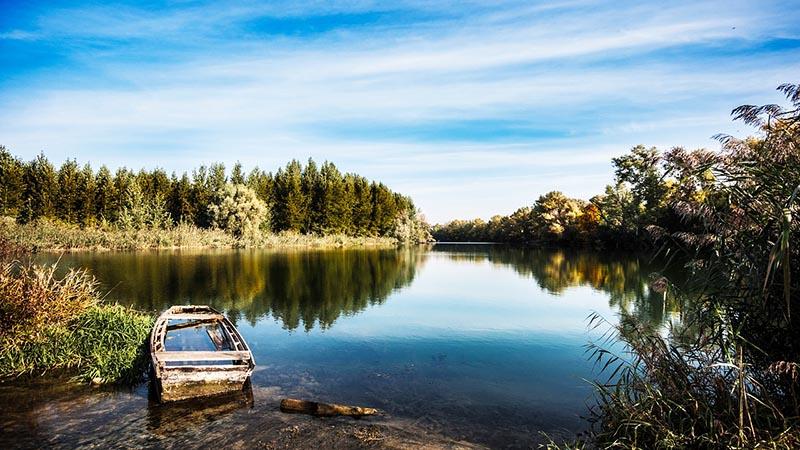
[
  {"xmin": 391, "ymin": 208, "xmax": 433, "ymax": 244},
  {"xmin": 19, "ymin": 153, "xmax": 57, "ymax": 223},
  {"xmin": 0, "ymin": 146, "xmax": 25, "ymax": 217},
  {"xmin": 273, "ymin": 160, "xmax": 309, "ymax": 232},
  {"xmin": 1, "ymin": 150, "xmax": 417, "ymax": 241},
  {"xmin": 612, "ymin": 144, "xmax": 668, "ymax": 215},
  {"xmin": 587, "ymin": 83, "xmax": 800, "ymax": 449},
  {"xmin": 531, "ymin": 191, "xmax": 585, "ymax": 240},
  {"xmin": 432, "ymin": 191, "xmax": 592, "ymax": 245},
  {"xmin": 208, "ymin": 183, "xmax": 269, "ymax": 238},
  {"xmin": 0, "ymin": 261, "xmax": 153, "ymax": 384},
  {"xmin": 0, "ymin": 304, "xmax": 152, "ymax": 384},
  {"xmin": 93, "ymin": 165, "xmax": 116, "ymax": 222},
  {"xmin": 117, "ymin": 179, "xmax": 171, "ymax": 230}
]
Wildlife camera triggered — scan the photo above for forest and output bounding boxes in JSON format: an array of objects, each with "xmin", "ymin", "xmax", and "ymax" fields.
[
  {"xmin": 432, "ymin": 144, "xmax": 718, "ymax": 249},
  {"xmin": 0, "ymin": 152, "xmax": 431, "ymax": 245}
]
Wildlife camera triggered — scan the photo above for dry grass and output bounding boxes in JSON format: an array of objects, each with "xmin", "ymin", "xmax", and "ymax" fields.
[
  {"xmin": 0, "ymin": 217, "xmax": 398, "ymax": 251},
  {"xmin": 0, "ymin": 261, "xmax": 153, "ymax": 384},
  {"xmin": 0, "ymin": 262, "xmax": 98, "ymax": 339}
]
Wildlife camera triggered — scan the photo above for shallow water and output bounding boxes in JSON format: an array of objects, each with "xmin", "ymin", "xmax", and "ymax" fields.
[{"xmin": 1, "ymin": 244, "xmax": 681, "ymax": 448}]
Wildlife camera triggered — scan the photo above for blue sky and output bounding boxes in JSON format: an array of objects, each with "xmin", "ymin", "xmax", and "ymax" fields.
[{"xmin": 1, "ymin": 0, "xmax": 799, "ymax": 223}]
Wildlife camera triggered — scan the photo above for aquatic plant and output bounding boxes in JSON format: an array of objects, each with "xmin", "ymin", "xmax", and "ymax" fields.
[{"xmin": 0, "ymin": 261, "xmax": 98, "ymax": 338}]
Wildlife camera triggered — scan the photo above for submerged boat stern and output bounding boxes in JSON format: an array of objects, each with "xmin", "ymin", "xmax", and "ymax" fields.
[{"xmin": 158, "ymin": 365, "xmax": 253, "ymax": 402}]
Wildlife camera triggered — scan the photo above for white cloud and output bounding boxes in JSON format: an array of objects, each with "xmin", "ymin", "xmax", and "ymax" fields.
[{"xmin": 1, "ymin": 0, "xmax": 799, "ymax": 222}]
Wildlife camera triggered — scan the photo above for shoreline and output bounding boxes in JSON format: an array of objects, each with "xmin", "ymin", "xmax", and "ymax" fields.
[{"xmin": 1, "ymin": 218, "xmax": 406, "ymax": 253}]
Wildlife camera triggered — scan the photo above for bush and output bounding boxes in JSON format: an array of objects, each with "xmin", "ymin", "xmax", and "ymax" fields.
[
  {"xmin": 208, "ymin": 183, "xmax": 269, "ymax": 238},
  {"xmin": 0, "ymin": 262, "xmax": 153, "ymax": 384}
]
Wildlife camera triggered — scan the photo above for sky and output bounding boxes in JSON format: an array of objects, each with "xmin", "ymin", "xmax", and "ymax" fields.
[{"xmin": 1, "ymin": 1, "xmax": 799, "ymax": 223}]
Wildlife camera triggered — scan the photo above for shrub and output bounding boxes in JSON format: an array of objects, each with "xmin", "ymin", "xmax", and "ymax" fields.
[
  {"xmin": 208, "ymin": 183, "xmax": 269, "ymax": 239},
  {"xmin": 0, "ymin": 262, "xmax": 153, "ymax": 384}
]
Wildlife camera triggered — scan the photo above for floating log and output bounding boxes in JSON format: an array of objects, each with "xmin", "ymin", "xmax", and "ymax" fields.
[{"xmin": 280, "ymin": 398, "xmax": 379, "ymax": 417}]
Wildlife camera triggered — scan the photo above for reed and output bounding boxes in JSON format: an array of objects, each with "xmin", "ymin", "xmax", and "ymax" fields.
[
  {"xmin": 0, "ymin": 261, "xmax": 153, "ymax": 384},
  {"xmin": 580, "ymin": 84, "xmax": 800, "ymax": 449},
  {"xmin": 0, "ymin": 217, "xmax": 399, "ymax": 251}
]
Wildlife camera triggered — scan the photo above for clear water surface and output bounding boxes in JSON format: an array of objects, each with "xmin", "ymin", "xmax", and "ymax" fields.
[{"xmin": 0, "ymin": 244, "xmax": 681, "ymax": 448}]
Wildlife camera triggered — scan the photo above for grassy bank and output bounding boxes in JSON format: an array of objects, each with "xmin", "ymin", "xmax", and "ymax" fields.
[
  {"xmin": 564, "ymin": 84, "xmax": 800, "ymax": 449},
  {"xmin": 0, "ymin": 262, "xmax": 153, "ymax": 384},
  {"xmin": 0, "ymin": 217, "xmax": 400, "ymax": 252}
]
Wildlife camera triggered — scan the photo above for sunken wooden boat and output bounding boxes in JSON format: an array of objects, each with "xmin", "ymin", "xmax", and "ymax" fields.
[{"xmin": 150, "ymin": 305, "xmax": 255, "ymax": 402}]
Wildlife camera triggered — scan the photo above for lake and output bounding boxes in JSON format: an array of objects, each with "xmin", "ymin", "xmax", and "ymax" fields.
[{"xmin": 0, "ymin": 244, "xmax": 680, "ymax": 448}]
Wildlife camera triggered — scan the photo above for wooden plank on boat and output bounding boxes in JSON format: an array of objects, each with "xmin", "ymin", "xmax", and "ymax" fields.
[
  {"xmin": 280, "ymin": 398, "xmax": 379, "ymax": 417},
  {"xmin": 167, "ymin": 319, "xmax": 210, "ymax": 331},
  {"xmin": 153, "ymin": 350, "xmax": 251, "ymax": 362},
  {"xmin": 164, "ymin": 313, "xmax": 225, "ymax": 320}
]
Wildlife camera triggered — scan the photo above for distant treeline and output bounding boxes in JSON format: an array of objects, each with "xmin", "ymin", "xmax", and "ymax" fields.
[
  {"xmin": 432, "ymin": 144, "xmax": 715, "ymax": 249},
  {"xmin": 0, "ymin": 148, "xmax": 421, "ymax": 237}
]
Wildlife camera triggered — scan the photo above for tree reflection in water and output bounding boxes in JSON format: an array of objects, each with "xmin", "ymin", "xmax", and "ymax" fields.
[
  {"xmin": 52, "ymin": 248, "xmax": 426, "ymax": 331},
  {"xmin": 433, "ymin": 244, "xmax": 686, "ymax": 326},
  {"xmin": 49, "ymin": 244, "xmax": 684, "ymax": 331}
]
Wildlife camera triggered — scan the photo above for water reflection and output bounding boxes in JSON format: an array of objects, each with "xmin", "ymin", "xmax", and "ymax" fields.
[
  {"xmin": 12, "ymin": 245, "xmax": 690, "ymax": 448},
  {"xmin": 50, "ymin": 248, "xmax": 426, "ymax": 331},
  {"xmin": 48, "ymin": 245, "xmax": 683, "ymax": 331},
  {"xmin": 433, "ymin": 244, "xmax": 685, "ymax": 326}
]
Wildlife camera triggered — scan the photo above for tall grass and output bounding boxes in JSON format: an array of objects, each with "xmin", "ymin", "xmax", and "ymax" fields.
[
  {"xmin": 582, "ymin": 83, "xmax": 800, "ymax": 449},
  {"xmin": 0, "ymin": 217, "xmax": 399, "ymax": 251},
  {"xmin": 0, "ymin": 262, "xmax": 98, "ymax": 338},
  {"xmin": 0, "ymin": 261, "xmax": 153, "ymax": 384}
]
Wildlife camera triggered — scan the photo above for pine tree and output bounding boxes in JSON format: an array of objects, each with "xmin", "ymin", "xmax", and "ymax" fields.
[
  {"xmin": 370, "ymin": 182, "xmax": 397, "ymax": 235},
  {"xmin": 0, "ymin": 146, "xmax": 25, "ymax": 216},
  {"xmin": 75, "ymin": 163, "xmax": 95, "ymax": 227},
  {"xmin": 113, "ymin": 168, "xmax": 134, "ymax": 224},
  {"xmin": 350, "ymin": 175, "xmax": 372, "ymax": 235},
  {"xmin": 246, "ymin": 168, "xmax": 273, "ymax": 209},
  {"xmin": 230, "ymin": 162, "xmax": 245, "ymax": 185},
  {"xmin": 169, "ymin": 172, "xmax": 195, "ymax": 224},
  {"xmin": 56, "ymin": 159, "xmax": 80, "ymax": 222},
  {"xmin": 319, "ymin": 161, "xmax": 350, "ymax": 233},
  {"xmin": 20, "ymin": 153, "xmax": 57, "ymax": 223},
  {"xmin": 301, "ymin": 158, "xmax": 321, "ymax": 233},
  {"xmin": 273, "ymin": 160, "xmax": 306, "ymax": 232},
  {"xmin": 190, "ymin": 165, "xmax": 210, "ymax": 227},
  {"xmin": 94, "ymin": 165, "xmax": 116, "ymax": 223}
]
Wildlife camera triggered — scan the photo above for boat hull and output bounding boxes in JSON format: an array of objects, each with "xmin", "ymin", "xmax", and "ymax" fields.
[
  {"xmin": 150, "ymin": 305, "xmax": 256, "ymax": 403},
  {"xmin": 157, "ymin": 366, "xmax": 253, "ymax": 402}
]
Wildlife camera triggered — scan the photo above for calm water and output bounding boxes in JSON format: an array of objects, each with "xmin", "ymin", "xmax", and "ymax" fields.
[{"xmin": 0, "ymin": 244, "xmax": 680, "ymax": 448}]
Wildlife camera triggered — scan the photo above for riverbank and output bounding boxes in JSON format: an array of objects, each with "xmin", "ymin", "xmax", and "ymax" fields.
[
  {"xmin": 0, "ymin": 217, "xmax": 401, "ymax": 252},
  {"xmin": 0, "ymin": 261, "xmax": 152, "ymax": 384}
]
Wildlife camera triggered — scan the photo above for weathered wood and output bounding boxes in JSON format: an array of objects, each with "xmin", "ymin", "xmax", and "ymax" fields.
[
  {"xmin": 207, "ymin": 327, "xmax": 227, "ymax": 350},
  {"xmin": 164, "ymin": 313, "xmax": 225, "ymax": 320},
  {"xmin": 151, "ymin": 305, "xmax": 255, "ymax": 402},
  {"xmin": 154, "ymin": 350, "xmax": 251, "ymax": 362},
  {"xmin": 167, "ymin": 319, "xmax": 211, "ymax": 331},
  {"xmin": 280, "ymin": 398, "xmax": 379, "ymax": 417}
]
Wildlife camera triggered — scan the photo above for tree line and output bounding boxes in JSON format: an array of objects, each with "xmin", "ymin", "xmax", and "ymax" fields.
[
  {"xmin": 432, "ymin": 143, "xmax": 718, "ymax": 249},
  {"xmin": 0, "ymin": 150, "xmax": 426, "ymax": 239}
]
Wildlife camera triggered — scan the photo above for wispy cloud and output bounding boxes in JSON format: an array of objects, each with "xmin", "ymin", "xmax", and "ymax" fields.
[{"xmin": 1, "ymin": 0, "xmax": 798, "ymax": 222}]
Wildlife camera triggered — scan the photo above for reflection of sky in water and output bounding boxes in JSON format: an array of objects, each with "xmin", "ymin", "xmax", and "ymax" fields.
[{"xmin": 19, "ymin": 245, "xmax": 673, "ymax": 447}]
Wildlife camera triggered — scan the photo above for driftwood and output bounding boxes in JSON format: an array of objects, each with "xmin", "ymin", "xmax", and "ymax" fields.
[{"xmin": 280, "ymin": 398, "xmax": 379, "ymax": 417}]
